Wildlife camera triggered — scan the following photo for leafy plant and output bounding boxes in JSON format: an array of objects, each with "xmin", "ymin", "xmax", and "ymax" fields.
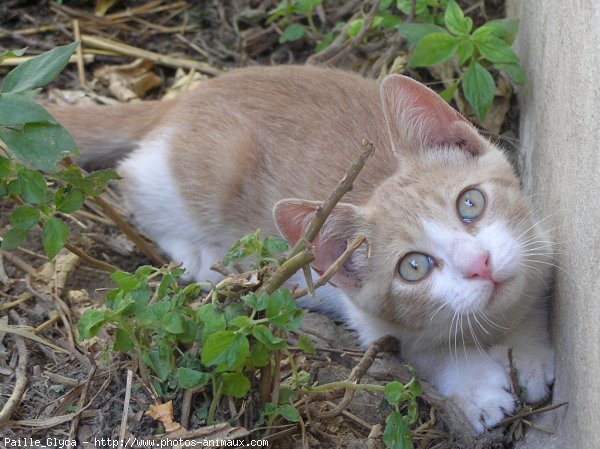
[
  {"xmin": 382, "ymin": 374, "xmax": 422, "ymax": 449},
  {"xmin": 78, "ymin": 250, "xmax": 307, "ymax": 421},
  {"xmin": 269, "ymin": 0, "xmax": 323, "ymax": 44},
  {"xmin": 0, "ymin": 43, "xmax": 119, "ymax": 258},
  {"xmin": 223, "ymin": 228, "xmax": 289, "ymax": 269},
  {"xmin": 391, "ymin": 0, "xmax": 523, "ymax": 119}
]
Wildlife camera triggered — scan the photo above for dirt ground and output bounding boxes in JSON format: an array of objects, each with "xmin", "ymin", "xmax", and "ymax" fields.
[{"xmin": 0, "ymin": 1, "xmax": 535, "ymax": 448}]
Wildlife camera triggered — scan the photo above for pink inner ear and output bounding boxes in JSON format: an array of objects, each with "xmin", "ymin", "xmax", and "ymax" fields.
[
  {"xmin": 273, "ymin": 200, "xmax": 363, "ymax": 290},
  {"xmin": 272, "ymin": 201, "xmax": 316, "ymax": 247},
  {"xmin": 380, "ymin": 75, "xmax": 482, "ymax": 153}
]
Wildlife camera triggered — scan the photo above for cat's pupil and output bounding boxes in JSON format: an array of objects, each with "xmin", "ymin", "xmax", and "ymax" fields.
[
  {"xmin": 465, "ymin": 199, "xmax": 474, "ymax": 207},
  {"xmin": 410, "ymin": 259, "xmax": 418, "ymax": 269}
]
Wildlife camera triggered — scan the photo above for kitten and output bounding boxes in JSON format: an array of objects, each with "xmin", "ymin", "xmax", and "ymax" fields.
[{"xmin": 48, "ymin": 65, "xmax": 554, "ymax": 432}]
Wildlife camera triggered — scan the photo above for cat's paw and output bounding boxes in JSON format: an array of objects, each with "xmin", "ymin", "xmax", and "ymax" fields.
[
  {"xmin": 438, "ymin": 358, "xmax": 515, "ymax": 433},
  {"xmin": 489, "ymin": 343, "xmax": 555, "ymax": 403}
]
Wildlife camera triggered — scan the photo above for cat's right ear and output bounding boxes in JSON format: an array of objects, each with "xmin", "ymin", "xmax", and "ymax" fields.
[
  {"xmin": 273, "ymin": 199, "xmax": 363, "ymax": 290},
  {"xmin": 380, "ymin": 75, "xmax": 486, "ymax": 155}
]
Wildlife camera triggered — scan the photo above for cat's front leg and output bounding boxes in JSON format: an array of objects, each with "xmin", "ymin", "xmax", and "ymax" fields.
[{"xmin": 405, "ymin": 347, "xmax": 516, "ymax": 433}]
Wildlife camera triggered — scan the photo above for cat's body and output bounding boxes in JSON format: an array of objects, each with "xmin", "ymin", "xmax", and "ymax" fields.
[{"xmin": 49, "ymin": 65, "xmax": 554, "ymax": 432}]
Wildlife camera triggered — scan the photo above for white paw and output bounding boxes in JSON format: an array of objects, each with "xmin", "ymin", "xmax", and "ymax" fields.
[
  {"xmin": 489, "ymin": 343, "xmax": 555, "ymax": 403},
  {"xmin": 437, "ymin": 357, "xmax": 515, "ymax": 433}
]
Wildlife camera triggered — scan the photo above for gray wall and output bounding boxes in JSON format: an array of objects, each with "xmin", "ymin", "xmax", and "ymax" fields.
[{"xmin": 507, "ymin": 0, "xmax": 600, "ymax": 447}]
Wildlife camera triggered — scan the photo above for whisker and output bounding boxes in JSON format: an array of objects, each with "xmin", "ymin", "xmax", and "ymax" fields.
[
  {"xmin": 479, "ymin": 311, "xmax": 509, "ymax": 331},
  {"xmin": 467, "ymin": 314, "xmax": 486, "ymax": 358},
  {"xmin": 473, "ymin": 312, "xmax": 490, "ymax": 335},
  {"xmin": 522, "ymin": 258, "xmax": 574, "ymax": 280}
]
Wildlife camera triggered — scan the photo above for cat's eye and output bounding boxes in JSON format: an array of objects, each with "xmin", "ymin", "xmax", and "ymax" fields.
[
  {"xmin": 457, "ymin": 188, "xmax": 485, "ymax": 222},
  {"xmin": 398, "ymin": 252, "xmax": 434, "ymax": 282}
]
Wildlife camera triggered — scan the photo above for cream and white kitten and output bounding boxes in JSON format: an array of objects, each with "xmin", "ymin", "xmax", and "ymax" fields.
[{"xmin": 49, "ymin": 65, "xmax": 554, "ymax": 432}]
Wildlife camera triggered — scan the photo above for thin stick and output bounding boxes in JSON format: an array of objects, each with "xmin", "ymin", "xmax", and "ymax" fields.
[
  {"xmin": 497, "ymin": 402, "xmax": 569, "ymax": 428},
  {"xmin": 72, "ymin": 20, "xmax": 86, "ymax": 86},
  {"xmin": 64, "ymin": 242, "xmax": 120, "ymax": 273},
  {"xmin": 80, "ymin": 34, "xmax": 222, "ymax": 76},
  {"xmin": 294, "ymin": 235, "xmax": 366, "ymax": 299},
  {"xmin": 0, "ymin": 312, "xmax": 30, "ymax": 425},
  {"xmin": 118, "ymin": 370, "xmax": 134, "ymax": 449},
  {"xmin": 92, "ymin": 196, "xmax": 167, "ymax": 266},
  {"xmin": 289, "ymin": 140, "xmax": 375, "ymax": 260}
]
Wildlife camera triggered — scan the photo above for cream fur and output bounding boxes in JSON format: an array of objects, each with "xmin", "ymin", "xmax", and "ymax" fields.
[{"xmin": 48, "ymin": 65, "xmax": 554, "ymax": 432}]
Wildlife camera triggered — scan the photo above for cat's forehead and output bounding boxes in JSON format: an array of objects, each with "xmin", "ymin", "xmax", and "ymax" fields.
[{"xmin": 366, "ymin": 147, "xmax": 522, "ymax": 238}]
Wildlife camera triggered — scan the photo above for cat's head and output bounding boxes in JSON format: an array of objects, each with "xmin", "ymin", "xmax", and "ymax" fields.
[{"xmin": 274, "ymin": 75, "xmax": 551, "ymax": 340}]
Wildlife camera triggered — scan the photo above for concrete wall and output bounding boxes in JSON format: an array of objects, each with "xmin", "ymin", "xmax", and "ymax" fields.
[{"xmin": 507, "ymin": 0, "xmax": 600, "ymax": 447}]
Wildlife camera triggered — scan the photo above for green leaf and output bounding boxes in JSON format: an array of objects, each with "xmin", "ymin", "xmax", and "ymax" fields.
[
  {"xmin": 383, "ymin": 411, "xmax": 413, "ymax": 449},
  {"xmin": 0, "ymin": 156, "xmax": 11, "ymax": 177},
  {"xmin": 252, "ymin": 325, "xmax": 287, "ymax": 350},
  {"xmin": 221, "ymin": 372, "xmax": 251, "ymax": 398},
  {"xmin": 396, "ymin": 23, "xmax": 446, "ymax": 47},
  {"xmin": 142, "ymin": 347, "xmax": 172, "ymax": 381},
  {"xmin": 384, "ymin": 381, "xmax": 407, "ymax": 404},
  {"xmin": 444, "ymin": 0, "xmax": 472, "ymax": 36},
  {"xmin": 10, "ymin": 205, "xmax": 39, "ymax": 230},
  {"xmin": 279, "ymin": 404, "xmax": 300, "ymax": 422},
  {"xmin": 298, "ymin": 334, "xmax": 316, "ymax": 355},
  {"xmin": 409, "ymin": 33, "xmax": 459, "ymax": 68},
  {"xmin": 78, "ymin": 309, "xmax": 107, "ymax": 340},
  {"xmin": 2, "ymin": 42, "xmax": 80, "ymax": 94},
  {"xmin": 176, "ymin": 367, "xmax": 211, "ymax": 389},
  {"xmin": 379, "ymin": 0, "xmax": 394, "ymax": 10},
  {"xmin": 279, "ymin": 24, "xmax": 305, "ymax": 44},
  {"xmin": 111, "ymin": 271, "xmax": 140, "ymax": 291},
  {"xmin": 1, "ymin": 228, "xmax": 28, "ymax": 249},
  {"xmin": 263, "ymin": 236, "xmax": 289, "ymax": 257},
  {"xmin": 164, "ymin": 312, "xmax": 186, "ymax": 334},
  {"xmin": 475, "ymin": 35, "xmax": 519, "ymax": 64},
  {"xmin": 473, "ymin": 18, "xmax": 519, "ymax": 45},
  {"xmin": 407, "ymin": 378, "xmax": 422, "ymax": 397},
  {"xmin": 201, "ymin": 331, "xmax": 249, "ymax": 368},
  {"xmin": 462, "ymin": 61, "xmax": 496, "ymax": 120},
  {"xmin": 0, "ymin": 94, "xmax": 57, "ymax": 127},
  {"xmin": 494, "ymin": 62, "xmax": 525, "ymax": 85},
  {"xmin": 347, "ymin": 19, "xmax": 364, "ymax": 37},
  {"xmin": 55, "ymin": 188, "xmax": 84, "ymax": 213},
  {"xmin": 0, "ymin": 122, "xmax": 78, "ymax": 172},
  {"xmin": 266, "ymin": 289, "xmax": 303, "ymax": 331},
  {"xmin": 0, "ymin": 48, "xmax": 27, "ymax": 64},
  {"xmin": 114, "ymin": 328, "xmax": 134, "ymax": 352},
  {"xmin": 456, "ymin": 40, "xmax": 473, "ymax": 66},
  {"xmin": 17, "ymin": 168, "xmax": 47, "ymax": 204},
  {"xmin": 137, "ymin": 302, "xmax": 170, "ymax": 326},
  {"xmin": 196, "ymin": 304, "xmax": 226, "ymax": 340},
  {"xmin": 315, "ymin": 31, "xmax": 335, "ymax": 53},
  {"xmin": 439, "ymin": 82, "xmax": 458, "ymax": 102},
  {"xmin": 42, "ymin": 217, "xmax": 69, "ymax": 259},
  {"xmin": 242, "ymin": 292, "xmax": 270, "ymax": 311},
  {"xmin": 248, "ymin": 342, "xmax": 271, "ymax": 368}
]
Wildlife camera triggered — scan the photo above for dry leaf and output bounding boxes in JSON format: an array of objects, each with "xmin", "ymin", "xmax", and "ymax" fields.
[
  {"xmin": 481, "ymin": 75, "xmax": 513, "ymax": 135},
  {"xmin": 145, "ymin": 401, "xmax": 186, "ymax": 433},
  {"xmin": 33, "ymin": 250, "xmax": 80, "ymax": 297},
  {"xmin": 94, "ymin": 59, "xmax": 163, "ymax": 101},
  {"xmin": 163, "ymin": 68, "xmax": 208, "ymax": 99}
]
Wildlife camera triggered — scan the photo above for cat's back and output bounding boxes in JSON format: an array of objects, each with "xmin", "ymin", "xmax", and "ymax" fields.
[{"xmin": 168, "ymin": 65, "xmax": 397, "ymax": 210}]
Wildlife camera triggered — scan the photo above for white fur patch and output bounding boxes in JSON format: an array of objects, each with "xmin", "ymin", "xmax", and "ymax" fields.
[{"xmin": 117, "ymin": 133, "xmax": 209, "ymax": 280}]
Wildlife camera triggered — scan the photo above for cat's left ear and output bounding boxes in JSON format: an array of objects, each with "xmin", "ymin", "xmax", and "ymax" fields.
[
  {"xmin": 380, "ymin": 74, "xmax": 488, "ymax": 155},
  {"xmin": 273, "ymin": 199, "xmax": 364, "ymax": 290}
]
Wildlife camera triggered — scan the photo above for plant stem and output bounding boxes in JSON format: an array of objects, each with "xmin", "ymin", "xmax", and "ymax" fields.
[
  {"xmin": 64, "ymin": 242, "xmax": 120, "ymax": 273},
  {"xmin": 207, "ymin": 375, "xmax": 223, "ymax": 424}
]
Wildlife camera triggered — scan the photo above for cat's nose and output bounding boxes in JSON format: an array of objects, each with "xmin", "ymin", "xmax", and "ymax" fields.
[{"xmin": 465, "ymin": 251, "xmax": 493, "ymax": 281}]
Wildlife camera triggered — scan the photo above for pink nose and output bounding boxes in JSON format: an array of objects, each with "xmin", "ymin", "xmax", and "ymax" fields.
[{"xmin": 466, "ymin": 252, "xmax": 493, "ymax": 281}]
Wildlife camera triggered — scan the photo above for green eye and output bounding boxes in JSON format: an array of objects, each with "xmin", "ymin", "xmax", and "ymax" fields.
[
  {"xmin": 457, "ymin": 188, "xmax": 485, "ymax": 222},
  {"xmin": 398, "ymin": 252, "xmax": 434, "ymax": 282}
]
